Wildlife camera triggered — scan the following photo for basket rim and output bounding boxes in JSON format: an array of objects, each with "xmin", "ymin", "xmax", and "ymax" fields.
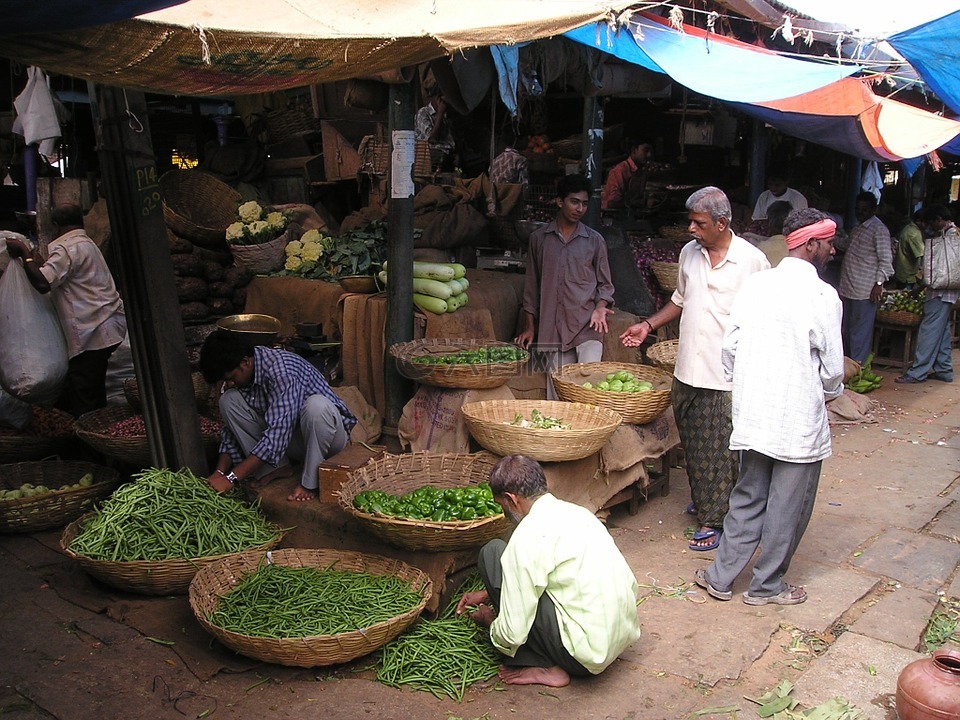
[{"xmin": 550, "ymin": 362, "xmax": 672, "ymax": 426}]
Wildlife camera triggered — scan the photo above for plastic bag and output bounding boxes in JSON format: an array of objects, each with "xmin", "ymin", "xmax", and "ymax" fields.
[
  {"xmin": 0, "ymin": 260, "xmax": 68, "ymax": 405},
  {"xmin": 922, "ymin": 232, "xmax": 960, "ymax": 291},
  {"xmin": 0, "ymin": 383, "xmax": 32, "ymax": 430}
]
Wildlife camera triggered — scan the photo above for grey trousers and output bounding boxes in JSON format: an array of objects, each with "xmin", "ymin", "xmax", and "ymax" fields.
[
  {"xmin": 220, "ymin": 390, "xmax": 349, "ymax": 490},
  {"xmin": 704, "ymin": 450, "xmax": 821, "ymax": 597},
  {"xmin": 478, "ymin": 539, "xmax": 589, "ymax": 676},
  {"xmin": 541, "ymin": 339, "xmax": 603, "ymax": 400}
]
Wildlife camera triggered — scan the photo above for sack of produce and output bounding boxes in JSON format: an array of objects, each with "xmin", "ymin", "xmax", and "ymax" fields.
[{"xmin": 0, "ymin": 261, "xmax": 68, "ymax": 406}]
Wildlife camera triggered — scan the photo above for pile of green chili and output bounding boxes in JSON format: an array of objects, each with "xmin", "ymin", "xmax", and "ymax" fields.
[
  {"xmin": 69, "ymin": 467, "xmax": 280, "ymax": 561},
  {"xmin": 376, "ymin": 574, "xmax": 500, "ymax": 702},
  {"xmin": 207, "ymin": 562, "xmax": 424, "ymax": 639}
]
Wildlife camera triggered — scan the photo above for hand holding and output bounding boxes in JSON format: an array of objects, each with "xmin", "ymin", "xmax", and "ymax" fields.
[
  {"xmin": 620, "ymin": 322, "xmax": 650, "ymax": 348},
  {"xmin": 456, "ymin": 589, "xmax": 490, "ymax": 616}
]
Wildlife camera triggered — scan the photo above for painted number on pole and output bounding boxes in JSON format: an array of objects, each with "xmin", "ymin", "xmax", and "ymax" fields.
[{"xmin": 134, "ymin": 165, "xmax": 161, "ymax": 217}]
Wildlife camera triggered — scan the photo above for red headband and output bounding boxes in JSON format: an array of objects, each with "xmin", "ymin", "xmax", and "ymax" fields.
[{"xmin": 784, "ymin": 218, "xmax": 837, "ymax": 250}]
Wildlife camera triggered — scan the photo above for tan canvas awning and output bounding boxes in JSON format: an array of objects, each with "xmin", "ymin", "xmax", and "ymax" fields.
[{"xmin": 0, "ymin": 0, "xmax": 637, "ymax": 96}]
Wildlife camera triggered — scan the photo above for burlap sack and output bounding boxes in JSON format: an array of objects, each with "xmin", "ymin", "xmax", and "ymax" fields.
[{"xmin": 397, "ymin": 385, "xmax": 514, "ymax": 453}]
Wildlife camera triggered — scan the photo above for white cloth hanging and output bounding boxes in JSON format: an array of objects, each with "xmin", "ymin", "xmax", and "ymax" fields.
[
  {"xmin": 861, "ymin": 161, "xmax": 883, "ymax": 204},
  {"xmin": 12, "ymin": 66, "xmax": 61, "ymax": 159}
]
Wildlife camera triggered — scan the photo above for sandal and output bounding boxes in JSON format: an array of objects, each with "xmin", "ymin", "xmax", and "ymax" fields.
[
  {"xmin": 685, "ymin": 502, "xmax": 697, "ymax": 516},
  {"xmin": 694, "ymin": 568, "xmax": 732, "ymax": 601},
  {"xmin": 742, "ymin": 585, "xmax": 807, "ymax": 606},
  {"xmin": 688, "ymin": 528, "xmax": 721, "ymax": 552}
]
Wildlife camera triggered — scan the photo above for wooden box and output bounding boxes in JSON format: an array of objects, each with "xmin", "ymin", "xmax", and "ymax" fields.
[{"xmin": 318, "ymin": 443, "xmax": 386, "ymax": 503}]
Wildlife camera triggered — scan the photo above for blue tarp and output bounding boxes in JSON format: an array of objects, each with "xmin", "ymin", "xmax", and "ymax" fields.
[
  {"xmin": 564, "ymin": 13, "xmax": 859, "ymax": 104},
  {"xmin": 889, "ymin": 9, "xmax": 960, "ymax": 117},
  {"xmin": 2, "ymin": 1, "xmax": 186, "ymax": 36}
]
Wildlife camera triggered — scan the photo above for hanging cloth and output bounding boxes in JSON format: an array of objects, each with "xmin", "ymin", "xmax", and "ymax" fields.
[{"xmin": 12, "ymin": 66, "xmax": 62, "ymax": 160}]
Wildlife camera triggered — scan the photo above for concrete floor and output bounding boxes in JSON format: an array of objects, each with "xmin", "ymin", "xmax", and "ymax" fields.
[{"xmin": 3, "ymin": 357, "xmax": 960, "ymax": 720}]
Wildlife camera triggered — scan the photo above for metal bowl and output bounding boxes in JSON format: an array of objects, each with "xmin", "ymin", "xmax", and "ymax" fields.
[
  {"xmin": 215, "ymin": 314, "xmax": 281, "ymax": 345},
  {"xmin": 514, "ymin": 220, "xmax": 545, "ymax": 243},
  {"xmin": 338, "ymin": 275, "xmax": 379, "ymax": 294}
]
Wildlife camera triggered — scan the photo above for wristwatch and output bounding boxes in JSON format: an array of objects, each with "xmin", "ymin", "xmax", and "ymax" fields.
[{"xmin": 217, "ymin": 469, "xmax": 239, "ymax": 484}]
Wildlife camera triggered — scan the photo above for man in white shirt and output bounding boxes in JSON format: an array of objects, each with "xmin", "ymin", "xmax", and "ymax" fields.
[
  {"xmin": 696, "ymin": 208, "xmax": 844, "ymax": 605},
  {"xmin": 751, "ymin": 168, "xmax": 808, "ymax": 221},
  {"xmin": 620, "ymin": 187, "xmax": 770, "ymax": 551},
  {"xmin": 456, "ymin": 455, "xmax": 640, "ymax": 688}
]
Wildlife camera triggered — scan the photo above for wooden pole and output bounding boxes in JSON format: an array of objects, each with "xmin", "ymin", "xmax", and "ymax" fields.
[
  {"xmin": 582, "ymin": 96, "xmax": 604, "ymax": 229},
  {"xmin": 88, "ymin": 83, "xmax": 206, "ymax": 471}
]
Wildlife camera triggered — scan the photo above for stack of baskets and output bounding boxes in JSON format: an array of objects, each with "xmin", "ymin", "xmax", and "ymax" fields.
[
  {"xmin": 338, "ymin": 452, "xmax": 509, "ymax": 552},
  {"xmin": 159, "ymin": 170, "xmax": 240, "ymax": 249},
  {"xmin": 0, "ymin": 407, "xmax": 76, "ymax": 463},
  {"xmin": 189, "ymin": 548, "xmax": 432, "ymax": 667},
  {"xmin": 551, "ymin": 362, "xmax": 672, "ymax": 426},
  {"xmin": 390, "ymin": 339, "xmax": 528, "ymax": 390},
  {"xmin": 123, "ymin": 372, "xmax": 215, "ymax": 416},
  {"xmin": 74, "ymin": 406, "xmax": 220, "ymax": 467},
  {"xmin": 459, "ymin": 400, "xmax": 622, "ymax": 462},
  {"xmin": 0, "ymin": 461, "xmax": 120, "ymax": 533}
]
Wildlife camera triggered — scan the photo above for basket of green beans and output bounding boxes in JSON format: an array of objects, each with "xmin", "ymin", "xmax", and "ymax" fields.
[
  {"xmin": 60, "ymin": 467, "xmax": 285, "ymax": 595},
  {"xmin": 189, "ymin": 548, "xmax": 432, "ymax": 667},
  {"xmin": 337, "ymin": 451, "xmax": 510, "ymax": 552}
]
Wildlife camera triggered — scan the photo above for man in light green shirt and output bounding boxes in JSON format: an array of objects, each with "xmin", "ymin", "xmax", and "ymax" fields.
[
  {"xmin": 894, "ymin": 213, "xmax": 925, "ymax": 287},
  {"xmin": 456, "ymin": 455, "xmax": 641, "ymax": 687}
]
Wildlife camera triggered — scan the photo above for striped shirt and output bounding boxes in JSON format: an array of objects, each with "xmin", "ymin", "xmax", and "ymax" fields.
[
  {"xmin": 838, "ymin": 215, "xmax": 894, "ymax": 300},
  {"xmin": 490, "ymin": 493, "xmax": 641, "ymax": 674},
  {"xmin": 722, "ymin": 258, "xmax": 844, "ymax": 463},
  {"xmin": 219, "ymin": 346, "xmax": 357, "ymax": 467}
]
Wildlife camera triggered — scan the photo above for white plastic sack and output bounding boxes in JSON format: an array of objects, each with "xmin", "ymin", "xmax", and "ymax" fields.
[
  {"xmin": 0, "ymin": 260, "xmax": 68, "ymax": 405},
  {"xmin": 0, "ymin": 383, "xmax": 33, "ymax": 430},
  {"xmin": 922, "ymin": 233, "xmax": 960, "ymax": 291}
]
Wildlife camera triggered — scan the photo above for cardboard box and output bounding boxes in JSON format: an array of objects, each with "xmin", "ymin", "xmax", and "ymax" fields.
[{"xmin": 318, "ymin": 443, "xmax": 386, "ymax": 503}]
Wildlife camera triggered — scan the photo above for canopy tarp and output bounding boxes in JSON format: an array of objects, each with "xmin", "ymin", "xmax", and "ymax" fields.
[
  {"xmin": 564, "ymin": 11, "xmax": 858, "ymax": 103},
  {"xmin": 731, "ymin": 78, "xmax": 960, "ymax": 162},
  {"xmin": 3, "ymin": 0, "xmax": 186, "ymax": 36},
  {"xmin": 0, "ymin": 0, "xmax": 636, "ymax": 96},
  {"xmin": 889, "ymin": 9, "xmax": 960, "ymax": 117}
]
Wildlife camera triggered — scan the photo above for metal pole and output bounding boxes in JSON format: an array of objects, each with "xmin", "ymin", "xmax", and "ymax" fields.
[
  {"xmin": 89, "ymin": 83, "xmax": 206, "ymax": 471},
  {"xmin": 384, "ymin": 83, "xmax": 416, "ymax": 427},
  {"xmin": 582, "ymin": 96, "xmax": 604, "ymax": 230},
  {"xmin": 748, "ymin": 119, "xmax": 768, "ymax": 209}
]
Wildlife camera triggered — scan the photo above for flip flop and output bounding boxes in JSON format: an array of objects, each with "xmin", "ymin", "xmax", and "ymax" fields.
[
  {"xmin": 689, "ymin": 528, "xmax": 721, "ymax": 551},
  {"xmin": 685, "ymin": 502, "xmax": 697, "ymax": 516}
]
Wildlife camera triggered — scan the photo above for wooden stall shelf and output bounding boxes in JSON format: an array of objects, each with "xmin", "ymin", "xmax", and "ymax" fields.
[{"xmin": 871, "ymin": 320, "xmax": 918, "ymax": 370}]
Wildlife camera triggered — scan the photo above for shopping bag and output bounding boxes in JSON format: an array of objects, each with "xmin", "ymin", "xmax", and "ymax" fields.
[
  {"xmin": 0, "ymin": 260, "xmax": 68, "ymax": 405},
  {"xmin": 922, "ymin": 230, "xmax": 960, "ymax": 291}
]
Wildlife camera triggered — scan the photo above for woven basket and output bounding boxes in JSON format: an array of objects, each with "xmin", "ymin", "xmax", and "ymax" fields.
[
  {"xmin": 123, "ymin": 372, "xmax": 213, "ymax": 414},
  {"xmin": 0, "ymin": 407, "xmax": 76, "ymax": 463},
  {"xmin": 876, "ymin": 309, "xmax": 922, "ymax": 327},
  {"xmin": 390, "ymin": 339, "xmax": 529, "ymax": 390},
  {"xmin": 189, "ymin": 548, "xmax": 432, "ymax": 667},
  {"xmin": 645, "ymin": 339, "xmax": 679, "ymax": 376},
  {"xmin": 0, "ymin": 461, "xmax": 120, "ymax": 533},
  {"xmin": 159, "ymin": 170, "xmax": 241, "ymax": 248},
  {"xmin": 74, "ymin": 406, "xmax": 220, "ymax": 468},
  {"xmin": 460, "ymin": 400, "xmax": 621, "ymax": 462},
  {"xmin": 659, "ymin": 225, "xmax": 691, "ymax": 242},
  {"xmin": 229, "ymin": 232, "xmax": 288, "ymax": 275},
  {"xmin": 649, "ymin": 261, "xmax": 680, "ymax": 293},
  {"xmin": 337, "ymin": 451, "xmax": 509, "ymax": 552},
  {"xmin": 551, "ymin": 362, "xmax": 672, "ymax": 426},
  {"xmin": 61, "ymin": 514, "xmax": 285, "ymax": 595},
  {"xmin": 263, "ymin": 107, "xmax": 322, "ymax": 143},
  {"xmin": 358, "ymin": 137, "xmax": 432, "ymax": 178}
]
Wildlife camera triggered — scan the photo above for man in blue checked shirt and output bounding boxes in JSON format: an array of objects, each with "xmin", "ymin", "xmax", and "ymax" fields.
[{"xmin": 199, "ymin": 331, "xmax": 356, "ymax": 501}]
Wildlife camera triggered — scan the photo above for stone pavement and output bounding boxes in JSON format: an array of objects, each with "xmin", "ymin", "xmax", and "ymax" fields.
[{"xmin": 3, "ymin": 358, "xmax": 960, "ymax": 720}]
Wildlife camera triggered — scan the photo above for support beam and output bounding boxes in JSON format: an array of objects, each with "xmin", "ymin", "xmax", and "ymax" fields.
[
  {"xmin": 748, "ymin": 119, "xmax": 768, "ymax": 210},
  {"xmin": 582, "ymin": 96, "xmax": 604, "ymax": 229},
  {"xmin": 384, "ymin": 83, "xmax": 415, "ymax": 427},
  {"xmin": 89, "ymin": 83, "xmax": 206, "ymax": 471}
]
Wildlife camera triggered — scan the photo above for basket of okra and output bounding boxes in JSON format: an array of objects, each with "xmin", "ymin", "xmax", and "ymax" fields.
[{"xmin": 189, "ymin": 548, "xmax": 433, "ymax": 667}]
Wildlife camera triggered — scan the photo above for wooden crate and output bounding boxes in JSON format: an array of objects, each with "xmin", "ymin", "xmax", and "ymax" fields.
[{"xmin": 318, "ymin": 443, "xmax": 386, "ymax": 504}]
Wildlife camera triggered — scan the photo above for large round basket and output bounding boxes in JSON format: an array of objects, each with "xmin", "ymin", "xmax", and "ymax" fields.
[
  {"xmin": 189, "ymin": 548, "xmax": 432, "ymax": 667},
  {"xmin": 123, "ymin": 372, "xmax": 214, "ymax": 414},
  {"xmin": 390, "ymin": 339, "xmax": 529, "ymax": 390},
  {"xmin": 61, "ymin": 514, "xmax": 285, "ymax": 595},
  {"xmin": 337, "ymin": 451, "xmax": 508, "ymax": 552},
  {"xmin": 876, "ymin": 309, "xmax": 922, "ymax": 327},
  {"xmin": 460, "ymin": 400, "xmax": 622, "ymax": 462},
  {"xmin": 74, "ymin": 406, "xmax": 220, "ymax": 468},
  {"xmin": 645, "ymin": 339, "xmax": 679, "ymax": 376},
  {"xmin": 658, "ymin": 225, "xmax": 691, "ymax": 242},
  {"xmin": 0, "ymin": 461, "xmax": 120, "ymax": 533},
  {"xmin": 551, "ymin": 362, "xmax": 673, "ymax": 426},
  {"xmin": 159, "ymin": 170, "xmax": 241, "ymax": 248},
  {"xmin": 228, "ymin": 231, "xmax": 289, "ymax": 275},
  {"xmin": 0, "ymin": 407, "xmax": 76, "ymax": 463},
  {"xmin": 649, "ymin": 261, "xmax": 679, "ymax": 293}
]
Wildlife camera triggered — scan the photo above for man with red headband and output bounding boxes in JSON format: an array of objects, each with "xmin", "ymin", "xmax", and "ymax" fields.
[{"xmin": 695, "ymin": 208, "xmax": 844, "ymax": 606}]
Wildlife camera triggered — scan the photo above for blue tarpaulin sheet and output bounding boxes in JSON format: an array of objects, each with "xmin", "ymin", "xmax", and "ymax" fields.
[
  {"xmin": 2, "ymin": 0, "xmax": 186, "ymax": 36},
  {"xmin": 889, "ymin": 9, "xmax": 960, "ymax": 117}
]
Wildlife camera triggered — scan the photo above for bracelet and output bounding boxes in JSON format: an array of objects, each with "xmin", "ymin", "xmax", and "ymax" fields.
[
  {"xmin": 24, "ymin": 258, "xmax": 35, "ymax": 264},
  {"xmin": 643, "ymin": 319, "xmax": 655, "ymax": 333}
]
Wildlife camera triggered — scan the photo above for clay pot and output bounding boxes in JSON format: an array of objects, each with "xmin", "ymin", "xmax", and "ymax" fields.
[{"xmin": 896, "ymin": 649, "xmax": 960, "ymax": 720}]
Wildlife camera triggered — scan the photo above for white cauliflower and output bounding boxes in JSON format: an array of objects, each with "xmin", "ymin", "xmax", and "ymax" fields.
[
  {"xmin": 238, "ymin": 201, "xmax": 263, "ymax": 224},
  {"xmin": 225, "ymin": 222, "xmax": 246, "ymax": 242},
  {"xmin": 266, "ymin": 211, "xmax": 287, "ymax": 231},
  {"xmin": 300, "ymin": 229, "xmax": 321, "ymax": 246},
  {"xmin": 301, "ymin": 243, "xmax": 321, "ymax": 262},
  {"xmin": 285, "ymin": 240, "xmax": 303, "ymax": 257},
  {"xmin": 248, "ymin": 220, "xmax": 270, "ymax": 240},
  {"xmin": 284, "ymin": 255, "xmax": 302, "ymax": 271}
]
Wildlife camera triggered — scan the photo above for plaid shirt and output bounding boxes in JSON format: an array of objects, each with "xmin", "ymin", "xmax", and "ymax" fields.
[
  {"xmin": 489, "ymin": 147, "xmax": 529, "ymax": 187},
  {"xmin": 838, "ymin": 215, "xmax": 894, "ymax": 300},
  {"xmin": 219, "ymin": 346, "xmax": 356, "ymax": 466}
]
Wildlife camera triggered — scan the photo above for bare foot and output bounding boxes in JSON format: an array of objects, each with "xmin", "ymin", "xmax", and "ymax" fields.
[
  {"xmin": 249, "ymin": 465, "xmax": 294, "ymax": 490},
  {"xmin": 287, "ymin": 484, "xmax": 317, "ymax": 502},
  {"xmin": 498, "ymin": 665, "xmax": 570, "ymax": 687}
]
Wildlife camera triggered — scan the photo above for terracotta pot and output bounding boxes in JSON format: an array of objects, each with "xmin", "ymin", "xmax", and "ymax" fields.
[{"xmin": 896, "ymin": 649, "xmax": 960, "ymax": 720}]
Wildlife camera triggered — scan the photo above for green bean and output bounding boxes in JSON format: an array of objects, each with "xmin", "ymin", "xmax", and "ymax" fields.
[
  {"xmin": 207, "ymin": 562, "xmax": 423, "ymax": 639},
  {"xmin": 375, "ymin": 574, "xmax": 499, "ymax": 702},
  {"xmin": 69, "ymin": 467, "xmax": 281, "ymax": 561}
]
